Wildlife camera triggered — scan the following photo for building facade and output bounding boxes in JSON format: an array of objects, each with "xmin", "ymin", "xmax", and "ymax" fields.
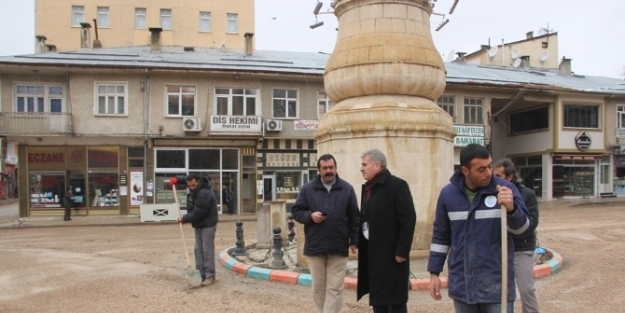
[{"xmin": 35, "ymin": 0, "xmax": 255, "ymax": 52}]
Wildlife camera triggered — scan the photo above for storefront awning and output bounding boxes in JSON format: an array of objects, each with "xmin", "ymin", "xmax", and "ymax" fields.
[{"xmin": 553, "ymin": 154, "xmax": 602, "ymax": 160}]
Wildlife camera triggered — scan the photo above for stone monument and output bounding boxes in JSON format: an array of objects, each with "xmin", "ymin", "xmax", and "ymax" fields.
[{"xmin": 315, "ymin": 0, "xmax": 455, "ymax": 256}]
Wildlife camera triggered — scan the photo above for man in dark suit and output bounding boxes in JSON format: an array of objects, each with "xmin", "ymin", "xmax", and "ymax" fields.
[{"xmin": 356, "ymin": 149, "xmax": 416, "ymax": 313}]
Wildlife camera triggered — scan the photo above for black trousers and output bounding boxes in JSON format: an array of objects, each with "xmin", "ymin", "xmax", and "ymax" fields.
[
  {"xmin": 372, "ymin": 304, "xmax": 407, "ymax": 313},
  {"xmin": 64, "ymin": 206, "xmax": 71, "ymax": 220}
]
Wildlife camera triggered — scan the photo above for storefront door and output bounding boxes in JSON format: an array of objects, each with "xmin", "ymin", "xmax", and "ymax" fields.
[{"xmin": 263, "ymin": 174, "xmax": 275, "ymax": 202}]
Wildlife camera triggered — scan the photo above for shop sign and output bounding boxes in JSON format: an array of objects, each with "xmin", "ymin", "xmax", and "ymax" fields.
[
  {"xmin": 28, "ymin": 152, "xmax": 65, "ymax": 164},
  {"xmin": 294, "ymin": 120, "xmax": 318, "ymax": 130},
  {"xmin": 265, "ymin": 153, "xmax": 300, "ymax": 167},
  {"xmin": 575, "ymin": 132, "xmax": 592, "ymax": 151},
  {"xmin": 88, "ymin": 148, "xmax": 118, "ymax": 167},
  {"xmin": 209, "ymin": 115, "xmax": 262, "ymax": 132},
  {"xmin": 453, "ymin": 125, "xmax": 485, "ymax": 147},
  {"xmin": 617, "ymin": 128, "xmax": 625, "ymax": 138}
]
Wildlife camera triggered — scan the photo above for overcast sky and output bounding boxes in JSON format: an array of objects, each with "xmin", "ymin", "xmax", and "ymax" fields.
[{"xmin": 1, "ymin": 0, "xmax": 623, "ymax": 79}]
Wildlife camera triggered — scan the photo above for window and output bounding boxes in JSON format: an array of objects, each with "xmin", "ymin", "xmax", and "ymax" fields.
[
  {"xmin": 97, "ymin": 7, "xmax": 110, "ymax": 28},
  {"xmin": 273, "ymin": 89, "xmax": 298, "ymax": 118},
  {"xmin": 15, "ymin": 84, "xmax": 66, "ymax": 113},
  {"xmin": 166, "ymin": 85, "xmax": 195, "ymax": 116},
  {"xmin": 215, "ymin": 88, "xmax": 258, "ymax": 116},
  {"xmin": 437, "ymin": 95, "xmax": 455, "ymax": 118},
  {"xmin": 128, "ymin": 147, "xmax": 145, "ymax": 168},
  {"xmin": 464, "ymin": 97, "xmax": 483, "ymax": 124},
  {"xmin": 227, "ymin": 13, "xmax": 238, "ymax": 33},
  {"xmin": 199, "ymin": 12, "xmax": 211, "ymax": 32},
  {"xmin": 95, "ymin": 83, "xmax": 127, "ymax": 115},
  {"xmin": 160, "ymin": 9, "xmax": 172, "ymax": 30},
  {"xmin": 563, "ymin": 104, "xmax": 599, "ymax": 128},
  {"xmin": 135, "ymin": 8, "xmax": 146, "ymax": 29},
  {"xmin": 317, "ymin": 90, "xmax": 334, "ymax": 117},
  {"xmin": 72, "ymin": 6, "xmax": 84, "ymax": 27},
  {"xmin": 29, "ymin": 172, "xmax": 66, "ymax": 208},
  {"xmin": 618, "ymin": 106, "xmax": 625, "ymax": 129},
  {"xmin": 509, "ymin": 107, "xmax": 549, "ymax": 134}
]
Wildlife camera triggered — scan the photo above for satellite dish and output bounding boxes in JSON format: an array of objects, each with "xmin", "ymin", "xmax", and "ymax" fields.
[
  {"xmin": 539, "ymin": 50, "xmax": 550, "ymax": 63},
  {"xmin": 446, "ymin": 49, "xmax": 456, "ymax": 62},
  {"xmin": 510, "ymin": 49, "xmax": 520, "ymax": 59},
  {"xmin": 487, "ymin": 46, "xmax": 498, "ymax": 58},
  {"xmin": 513, "ymin": 58, "xmax": 522, "ymax": 68}
]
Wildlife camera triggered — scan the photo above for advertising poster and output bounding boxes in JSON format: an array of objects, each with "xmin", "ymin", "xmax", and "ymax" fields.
[{"xmin": 130, "ymin": 172, "xmax": 144, "ymax": 206}]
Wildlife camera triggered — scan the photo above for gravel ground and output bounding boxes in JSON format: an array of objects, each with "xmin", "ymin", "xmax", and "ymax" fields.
[{"xmin": 0, "ymin": 200, "xmax": 624, "ymax": 312}]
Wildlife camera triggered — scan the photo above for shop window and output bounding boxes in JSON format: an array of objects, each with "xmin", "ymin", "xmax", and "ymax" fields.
[
  {"xmin": 89, "ymin": 172, "xmax": 119, "ymax": 207},
  {"xmin": 156, "ymin": 150, "xmax": 185, "ymax": 168},
  {"xmin": 276, "ymin": 172, "xmax": 302, "ymax": 201},
  {"xmin": 95, "ymin": 83, "xmax": 127, "ymax": 116},
  {"xmin": 189, "ymin": 149, "xmax": 219, "ymax": 169},
  {"xmin": 563, "ymin": 104, "xmax": 599, "ymax": 128},
  {"xmin": 509, "ymin": 107, "xmax": 548, "ymax": 134},
  {"xmin": 437, "ymin": 95, "xmax": 455, "ymax": 119},
  {"xmin": 463, "ymin": 97, "xmax": 483, "ymax": 124},
  {"xmin": 222, "ymin": 149, "xmax": 238, "ymax": 169},
  {"xmin": 166, "ymin": 85, "xmax": 195, "ymax": 117},
  {"xmin": 273, "ymin": 89, "xmax": 298, "ymax": 118},
  {"xmin": 215, "ymin": 88, "xmax": 258, "ymax": 116},
  {"xmin": 29, "ymin": 172, "xmax": 66, "ymax": 208}
]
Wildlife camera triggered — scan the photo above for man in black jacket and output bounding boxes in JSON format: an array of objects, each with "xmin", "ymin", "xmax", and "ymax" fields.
[
  {"xmin": 494, "ymin": 158, "xmax": 540, "ymax": 313},
  {"xmin": 180, "ymin": 174, "xmax": 218, "ymax": 286},
  {"xmin": 357, "ymin": 149, "xmax": 416, "ymax": 313},
  {"xmin": 292, "ymin": 154, "xmax": 360, "ymax": 313}
]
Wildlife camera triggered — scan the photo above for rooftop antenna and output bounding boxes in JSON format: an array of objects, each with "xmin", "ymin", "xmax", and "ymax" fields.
[{"xmin": 436, "ymin": 18, "xmax": 449, "ymax": 31}]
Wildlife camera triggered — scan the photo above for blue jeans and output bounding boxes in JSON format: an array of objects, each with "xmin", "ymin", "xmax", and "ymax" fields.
[{"xmin": 453, "ymin": 300, "xmax": 514, "ymax": 313}]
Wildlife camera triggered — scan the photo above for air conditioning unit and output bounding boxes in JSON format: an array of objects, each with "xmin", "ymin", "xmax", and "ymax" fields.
[
  {"xmin": 266, "ymin": 119, "xmax": 283, "ymax": 131},
  {"xmin": 182, "ymin": 117, "xmax": 202, "ymax": 132}
]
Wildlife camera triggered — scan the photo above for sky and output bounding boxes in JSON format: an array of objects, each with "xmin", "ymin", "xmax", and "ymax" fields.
[{"xmin": 1, "ymin": 0, "xmax": 623, "ymax": 79}]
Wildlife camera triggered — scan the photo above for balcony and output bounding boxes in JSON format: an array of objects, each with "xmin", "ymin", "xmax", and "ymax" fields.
[{"xmin": 0, "ymin": 112, "xmax": 71, "ymax": 135}]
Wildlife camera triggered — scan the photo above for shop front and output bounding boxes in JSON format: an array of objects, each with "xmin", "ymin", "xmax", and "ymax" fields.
[
  {"xmin": 552, "ymin": 154, "xmax": 602, "ymax": 198},
  {"xmin": 258, "ymin": 139, "xmax": 317, "ymax": 212},
  {"xmin": 19, "ymin": 145, "xmax": 135, "ymax": 217}
]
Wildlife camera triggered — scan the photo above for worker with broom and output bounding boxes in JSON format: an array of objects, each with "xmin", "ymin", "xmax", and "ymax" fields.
[
  {"xmin": 179, "ymin": 173, "xmax": 219, "ymax": 286},
  {"xmin": 427, "ymin": 144, "xmax": 531, "ymax": 313}
]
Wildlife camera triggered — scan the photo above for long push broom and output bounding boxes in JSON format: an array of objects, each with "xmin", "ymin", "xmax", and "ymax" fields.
[
  {"xmin": 498, "ymin": 186, "xmax": 508, "ymax": 313},
  {"xmin": 170, "ymin": 177, "xmax": 203, "ymax": 287}
]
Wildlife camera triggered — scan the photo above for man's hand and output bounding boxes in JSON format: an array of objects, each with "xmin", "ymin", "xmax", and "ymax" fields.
[
  {"xmin": 496, "ymin": 185, "xmax": 514, "ymax": 213},
  {"xmin": 395, "ymin": 255, "xmax": 406, "ymax": 263},
  {"xmin": 429, "ymin": 274, "xmax": 442, "ymax": 300},
  {"xmin": 311, "ymin": 211, "xmax": 326, "ymax": 224},
  {"xmin": 178, "ymin": 218, "xmax": 186, "ymax": 225},
  {"xmin": 349, "ymin": 245, "xmax": 357, "ymax": 255}
]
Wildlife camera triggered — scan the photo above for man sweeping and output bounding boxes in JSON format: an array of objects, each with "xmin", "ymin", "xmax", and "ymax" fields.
[{"xmin": 179, "ymin": 174, "xmax": 219, "ymax": 286}]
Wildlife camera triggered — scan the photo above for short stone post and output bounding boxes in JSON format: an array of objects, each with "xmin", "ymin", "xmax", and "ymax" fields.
[
  {"xmin": 287, "ymin": 214, "xmax": 295, "ymax": 242},
  {"xmin": 232, "ymin": 220, "xmax": 246, "ymax": 256},
  {"xmin": 269, "ymin": 227, "xmax": 287, "ymax": 269}
]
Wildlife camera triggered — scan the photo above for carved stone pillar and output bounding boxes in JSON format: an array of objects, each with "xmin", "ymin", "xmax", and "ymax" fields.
[{"xmin": 316, "ymin": 0, "xmax": 455, "ymax": 255}]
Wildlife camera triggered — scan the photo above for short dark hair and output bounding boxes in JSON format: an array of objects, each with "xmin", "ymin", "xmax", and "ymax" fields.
[
  {"xmin": 317, "ymin": 154, "xmax": 337, "ymax": 169},
  {"xmin": 493, "ymin": 158, "xmax": 522, "ymax": 184},
  {"xmin": 460, "ymin": 144, "xmax": 490, "ymax": 168},
  {"xmin": 186, "ymin": 173, "xmax": 202, "ymax": 182}
]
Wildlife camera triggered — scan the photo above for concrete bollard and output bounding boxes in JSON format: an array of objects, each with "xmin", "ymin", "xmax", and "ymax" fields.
[
  {"xmin": 232, "ymin": 220, "xmax": 246, "ymax": 256},
  {"xmin": 269, "ymin": 227, "xmax": 287, "ymax": 269}
]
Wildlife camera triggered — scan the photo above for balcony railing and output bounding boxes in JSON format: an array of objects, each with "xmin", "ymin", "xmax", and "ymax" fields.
[{"xmin": 0, "ymin": 112, "xmax": 71, "ymax": 135}]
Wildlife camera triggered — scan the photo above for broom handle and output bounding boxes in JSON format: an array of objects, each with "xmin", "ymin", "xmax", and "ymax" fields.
[
  {"xmin": 173, "ymin": 185, "xmax": 193, "ymax": 268},
  {"xmin": 501, "ymin": 203, "xmax": 508, "ymax": 313}
]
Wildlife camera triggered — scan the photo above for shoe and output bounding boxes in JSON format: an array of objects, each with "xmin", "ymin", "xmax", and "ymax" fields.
[{"xmin": 202, "ymin": 278, "xmax": 215, "ymax": 286}]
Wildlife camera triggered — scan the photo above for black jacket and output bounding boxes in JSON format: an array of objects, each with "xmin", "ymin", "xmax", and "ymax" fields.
[
  {"xmin": 514, "ymin": 183, "xmax": 539, "ymax": 251},
  {"xmin": 356, "ymin": 169, "xmax": 416, "ymax": 306},
  {"xmin": 181, "ymin": 177, "xmax": 218, "ymax": 229},
  {"xmin": 291, "ymin": 174, "xmax": 360, "ymax": 256}
]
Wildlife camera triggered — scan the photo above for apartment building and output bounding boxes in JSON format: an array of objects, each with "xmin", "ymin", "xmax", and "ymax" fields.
[
  {"xmin": 2, "ymin": 35, "xmax": 625, "ymax": 217},
  {"xmin": 35, "ymin": 0, "xmax": 254, "ymax": 51}
]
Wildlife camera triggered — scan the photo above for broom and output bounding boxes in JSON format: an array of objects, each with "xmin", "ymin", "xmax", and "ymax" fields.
[
  {"xmin": 498, "ymin": 185, "xmax": 508, "ymax": 313},
  {"xmin": 170, "ymin": 177, "xmax": 203, "ymax": 287}
]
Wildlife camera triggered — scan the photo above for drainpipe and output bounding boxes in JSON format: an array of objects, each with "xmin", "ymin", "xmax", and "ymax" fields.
[
  {"xmin": 143, "ymin": 68, "xmax": 151, "ymax": 203},
  {"xmin": 65, "ymin": 65, "xmax": 75, "ymax": 135}
]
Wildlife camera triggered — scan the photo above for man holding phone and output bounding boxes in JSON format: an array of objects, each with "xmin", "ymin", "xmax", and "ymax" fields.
[{"xmin": 291, "ymin": 154, "xmax": 360, "ymax": 313}]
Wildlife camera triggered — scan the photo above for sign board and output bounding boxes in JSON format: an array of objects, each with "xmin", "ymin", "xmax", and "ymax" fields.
[
  {"xmin": 209, "ymin": 115, "xmax": 262, "ymax": 132},
  {"xmin": 453, "ymin": 125, "xmax": 485, "ymax": 147},
  {"xmin": 294, "ymin": 120, "xmax": 319, "ymax": 130}
]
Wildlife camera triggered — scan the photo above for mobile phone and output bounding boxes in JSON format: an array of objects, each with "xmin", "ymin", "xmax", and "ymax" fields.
[{"xmin": 321, "ymin": 212, "xmax": 327, "ymax": 216}]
